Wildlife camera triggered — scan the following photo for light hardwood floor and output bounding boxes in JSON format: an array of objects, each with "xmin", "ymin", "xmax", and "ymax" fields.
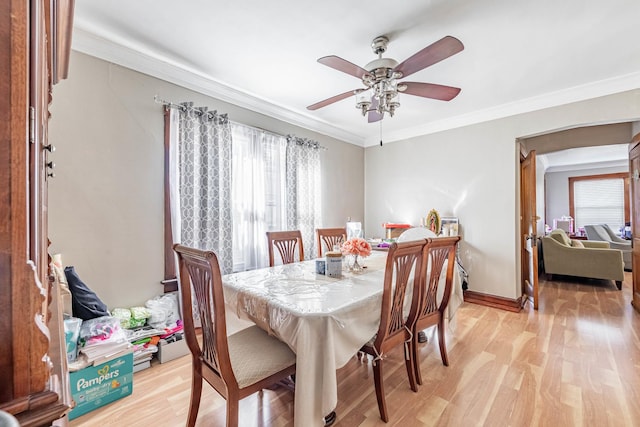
[{"xmin": 70, "ymin": 273, "xmax": 640, "ymax": 426}]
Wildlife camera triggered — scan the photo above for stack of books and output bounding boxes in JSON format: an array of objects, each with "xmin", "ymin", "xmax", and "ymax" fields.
[{"xmin": 80, "ymin": 340, "xmax": 131, "ymax": 366}]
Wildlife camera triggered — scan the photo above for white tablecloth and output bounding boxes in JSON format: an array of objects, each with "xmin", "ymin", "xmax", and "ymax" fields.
[{"xmin": 222, "ymin": 251, "xmax": 462, "ymax": 427}]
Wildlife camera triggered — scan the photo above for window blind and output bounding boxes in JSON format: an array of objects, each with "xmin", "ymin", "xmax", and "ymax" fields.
[{"xmin": 573, "ymin": 178, "xmax": 624, "ymax": 230}]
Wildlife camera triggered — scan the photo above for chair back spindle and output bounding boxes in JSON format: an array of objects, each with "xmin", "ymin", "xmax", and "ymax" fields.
[
  {"xmin": 266, "ymin": 230, "xmax": 304, "ymax": 266},
  {"xmin": 316, "ymin": 227, "xmax": 347, "ymax": 257},
  {"xmin": 423, "ymin": 242, "xmax": 457, "ymax": 317}
]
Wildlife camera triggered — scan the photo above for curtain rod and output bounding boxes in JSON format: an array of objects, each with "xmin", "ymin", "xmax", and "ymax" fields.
[
  {"xmin": 154, "ymin": 95, "xmax": 184, "ymax": 111},
  {"xmin": 154, "ymin": 95, "xmax": 228, "ymax": 124},
  {"xmin": 154, "ymin": 95, "xmax": 326, "ymax": 150},
  {"xmin": 230, "ymin": 121, "xmax": 327, "ymax": 151}
]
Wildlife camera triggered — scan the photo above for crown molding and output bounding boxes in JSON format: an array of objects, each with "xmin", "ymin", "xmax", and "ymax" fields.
[
  {"xmin": 367, "ymin": 71, "xmax": 640, "ymax": 146},
  {"xmin": 72, "ymin": 27, "xmax": 640, "ymax": 149},
  {"xmin": 544, "ymin": 159, "xmax": 628, "ymax": 173},
  {"xmin": 537, "ymin": 155, "xmax": 549, "ymax": 171},
  {"xmin": 71, "ymin": 27, "xmax": 366, "ymax": 146}
]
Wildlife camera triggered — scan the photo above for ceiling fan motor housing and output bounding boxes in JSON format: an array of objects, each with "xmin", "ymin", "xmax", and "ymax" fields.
[{"xmin": 364, "ymin": 58, "xmax": 400, "ymax": 85}]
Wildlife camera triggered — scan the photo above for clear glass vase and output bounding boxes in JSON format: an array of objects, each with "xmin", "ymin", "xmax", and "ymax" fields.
[{"xmin": 349, "ymin": 254, "xmax": 364, "ymax": 273}]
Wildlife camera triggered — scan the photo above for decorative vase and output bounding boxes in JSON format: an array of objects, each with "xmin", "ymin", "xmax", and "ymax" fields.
[{"xmin": 349, "ymin": 254, "xmax": 364, "ymax": 273}]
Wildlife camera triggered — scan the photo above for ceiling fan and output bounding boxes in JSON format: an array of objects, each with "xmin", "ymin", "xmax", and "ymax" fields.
[{"xmin": 307, "ymin": 35, "xmax": 464, "ymax": 123}]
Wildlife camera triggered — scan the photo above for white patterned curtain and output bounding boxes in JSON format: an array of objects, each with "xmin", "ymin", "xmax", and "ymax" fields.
[
  {"xmin": 231, "ymin": 123, "xmax": 287, "ymax": 271},
  {"xmin": 286, "ymin": 135, "xmax": 322, "ymax": 259},
  {"xmin": 168, "ymin": 102, "xmax": 233, "ymax": 274}
]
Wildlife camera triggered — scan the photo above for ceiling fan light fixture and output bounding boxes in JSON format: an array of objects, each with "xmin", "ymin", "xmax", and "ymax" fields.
[
  {"xmin": 356, "ymin": 91, "xmax": 372, "ymax": 116},
  {"xmin": 388, "ymin": 101, "xmax": 400, "ymax": 117},
  {"xmin": 357, "ymin": 101, "xmax": 371, "ymax": 116},
  {"xmin": 383, "ymin": 79, "xmax": 398, "ymax": 95},
  {"xmin": 307, "ymin": 35, "xmax": 464, "ymax": 123}
]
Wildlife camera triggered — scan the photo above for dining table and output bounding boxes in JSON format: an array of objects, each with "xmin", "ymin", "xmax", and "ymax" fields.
[{"xmin": 222, "ymin": 249, "xmax": 463, "ymax": 427}]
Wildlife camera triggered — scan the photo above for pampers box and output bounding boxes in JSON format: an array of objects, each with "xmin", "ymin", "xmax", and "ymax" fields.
[{"xmin": 68, "ymin": 352, "xmax": 134, "ymax": 420}]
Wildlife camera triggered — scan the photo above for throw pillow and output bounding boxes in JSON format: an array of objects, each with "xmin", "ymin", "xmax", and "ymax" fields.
[
  {"xmin": 64, "ymin": 266, "xmax": 110, "ymax": 320},
  {"xmin": 571, "ymin": 240, "xmax": 584, "ymax": 248}
]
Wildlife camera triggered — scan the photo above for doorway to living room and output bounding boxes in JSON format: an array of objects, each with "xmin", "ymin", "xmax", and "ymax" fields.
[{"xmin": 518, "ymin": 122, "xmax": 634, "ymax": 308}]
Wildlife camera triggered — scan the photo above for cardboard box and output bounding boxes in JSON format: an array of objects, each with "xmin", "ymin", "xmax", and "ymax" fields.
[
  {"xmin": 68, "ymin": 352, "xmax": 134, "ymax": 420},
  {"xmin": 157, "ymin": 337, "xmax": 189, "ymax": 363}
]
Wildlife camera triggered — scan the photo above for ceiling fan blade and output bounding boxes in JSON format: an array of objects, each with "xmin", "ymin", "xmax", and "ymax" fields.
[
  {"xmin": 368, "ymin": 97, "xmax": 383, "ymax": 123},
  {"xmin": 318, "ymin": 55, "xmax": 370, "ymax": 79},
  {"xmin": 400, "ymin": 82, "xmax": 461, "ymax": 101},
  {"xmin": 307, "ymin": 89, "xmax": 363, "ymax": 111},
  {"xmin": 393, "ymin": 36, "xmax": 464, "ymax": 78}
]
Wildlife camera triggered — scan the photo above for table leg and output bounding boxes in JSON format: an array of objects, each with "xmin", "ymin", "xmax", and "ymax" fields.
[{"xmin": 418, "ymin": 330, "xmax": 428, "ymax": 343}]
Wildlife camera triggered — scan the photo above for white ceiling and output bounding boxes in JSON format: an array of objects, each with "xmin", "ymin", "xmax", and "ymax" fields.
[
  {"xmin": 72, "ymin": 0, "xmax": 640, "ymax": 149},
  {"xmin": 540, "ymin": 144, "xmax": 629, "ymax": 172}
]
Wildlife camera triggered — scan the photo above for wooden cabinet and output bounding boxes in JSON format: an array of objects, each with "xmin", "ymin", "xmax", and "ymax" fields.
[
  {"xmin": 631, "ymin": 135, "xmax": 640, "ymax": 312},
  {"xmin": 0, "ymin": 0, "xmax": 74, "ymax": 425}
]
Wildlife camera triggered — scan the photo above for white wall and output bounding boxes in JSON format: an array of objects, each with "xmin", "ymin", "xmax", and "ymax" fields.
[
  {"xmin": 545, "ymin": 165, "xmax": 628, "ymax": 228},
  {"xmin": 48, "ymin": 52, "xmax": 364, "ymax": 309},
  {"xmin": 365, "ymin": 90, "xmax": 640, "ymax": 299}
]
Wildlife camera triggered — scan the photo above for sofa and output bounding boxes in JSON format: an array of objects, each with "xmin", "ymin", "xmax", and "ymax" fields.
[
  {"xmin": 542, "ymin": 229, "xmax": 624, "ymax": 290},
  {"xmin": 584, "ymin": 224, "xmax": 632, "ymax": 271}
]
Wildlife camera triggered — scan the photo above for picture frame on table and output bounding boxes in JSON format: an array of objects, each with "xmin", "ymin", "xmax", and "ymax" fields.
[{"xmin": 440, "ymin": 217, "xmax": 459, "ymax": 236}]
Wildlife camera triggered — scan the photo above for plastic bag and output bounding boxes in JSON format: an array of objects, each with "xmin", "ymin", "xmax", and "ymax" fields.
[
  {"xmin": 130, "ymin": 306, "xmax": 151, "ymax": 320},
  {"xmin": 111, "ymin": 308, "xmax": 132, "ymax": 329},
  {"xmin": 78, "ymin": 315, "xmax": 127, "ymax": 348},
  {"xmin": 112, "ymin": 306, "xmax": 151, "ymax": 329},
  {"xmin": 145, "ymin": 293, "xmax": 180, "ymax": 329}
]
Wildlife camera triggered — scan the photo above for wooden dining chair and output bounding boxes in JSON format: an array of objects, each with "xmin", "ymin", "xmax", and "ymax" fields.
[
  {"xmin": 266, "ymin": 230, "xmax": 304, "ymax": 267},
  {"xmin": 408, "ymin": 236, "xmax": 460, "ymax": 386},
  {"xmin": 173, "ymin": 244, "xmax": 297, "ymax": 427},
  {"xmin": 316, "ymin": 227, "xmax": 347, "ymax": 257},
  {"xmin": 360, "ymin": 239, "xmax": 429, "ymax": 422}
]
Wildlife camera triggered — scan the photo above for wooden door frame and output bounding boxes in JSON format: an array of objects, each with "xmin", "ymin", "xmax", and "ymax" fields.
[
  {"xmin": 519, "ymin": 147, "xmax": 539, "ymax": 309},
  {"xmin": 630, "ymin": 134, "xmax": 640, "ymax": 312}
]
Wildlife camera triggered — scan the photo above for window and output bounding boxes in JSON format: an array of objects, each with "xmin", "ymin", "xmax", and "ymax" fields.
[
  {"xmin": 569, "ymin": 173, "xmax": 629, "ymax": 232},
  {"xmin": 163, "ymin": 104, "xmax": 321, "ymax": 287},
  {"xmin": 230, "ymin": 124, "xmax": 288, "ymax": 272}
]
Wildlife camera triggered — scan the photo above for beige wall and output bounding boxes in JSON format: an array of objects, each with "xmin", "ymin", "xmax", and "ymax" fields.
[
  {"xmin": 49, "ymin": 51, "xmax": 364, "ymax": 309},
  {"xmin": 49, "ymin": 51, "xmax": 640, "ymax": 305},
  {"xmin": 365, "ymin": 90, "xmax": 640, "ymax": 299}
]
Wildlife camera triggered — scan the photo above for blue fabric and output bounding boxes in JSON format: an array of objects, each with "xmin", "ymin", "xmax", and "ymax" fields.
[{"xmin": 64, "ymin": 266, "xmax": 109, "ymax": 320}]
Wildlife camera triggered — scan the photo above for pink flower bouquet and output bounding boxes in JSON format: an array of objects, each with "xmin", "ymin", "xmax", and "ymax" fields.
[{"xmin": 340, "ymin": 237, "xmax": 372, "ymax": 257}]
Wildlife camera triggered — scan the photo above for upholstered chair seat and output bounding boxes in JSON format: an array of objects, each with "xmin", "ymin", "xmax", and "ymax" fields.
[{"xmin": 227, "ymin": 326, "xmax": 296, "ymax": 388}]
